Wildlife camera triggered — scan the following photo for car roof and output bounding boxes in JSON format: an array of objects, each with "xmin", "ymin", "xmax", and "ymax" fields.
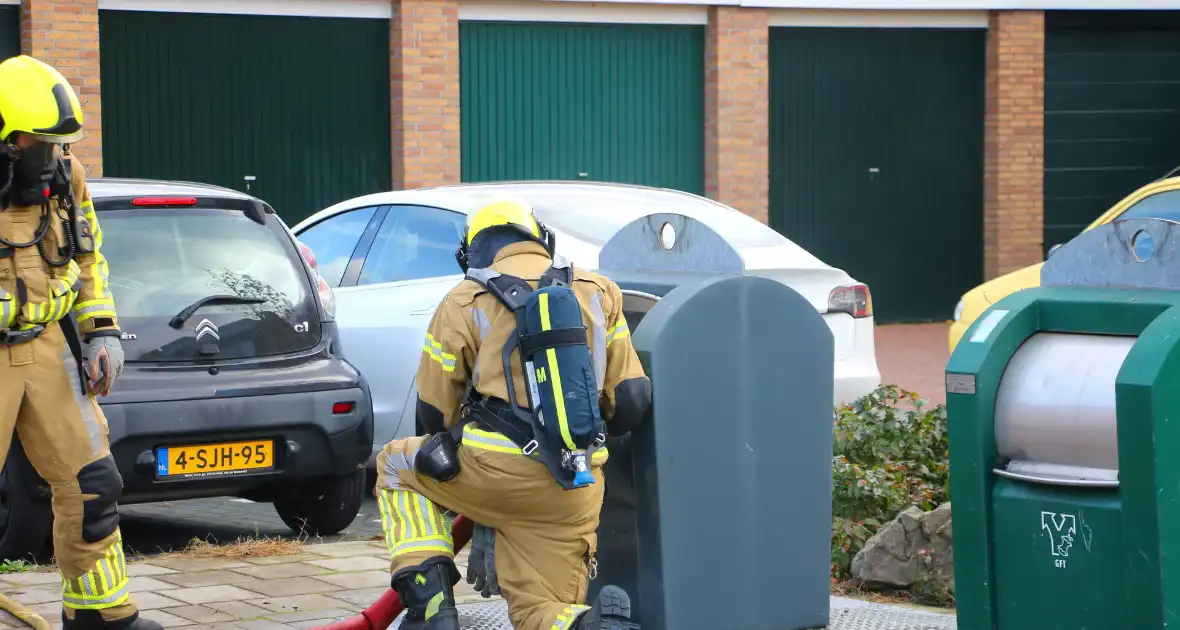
[
  {"xmin": 88, "ymin": 177, "xmax": 256, "ymax": 202},
  {"xmin": 304, "ymin": 180, "xmax": 733, "ymax": 219},
  {"xmin": 421, "ymin": 180, "xmax": 736, "ymax": 211},
  {"xmin": 295, "ymin": 179, "xmax": 790, "ymax": 248}
]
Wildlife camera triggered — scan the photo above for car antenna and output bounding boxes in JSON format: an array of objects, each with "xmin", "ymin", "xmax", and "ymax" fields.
[{"xmin": 1158, "ymin": 164, "xmax": 1180, "ymax": 182}]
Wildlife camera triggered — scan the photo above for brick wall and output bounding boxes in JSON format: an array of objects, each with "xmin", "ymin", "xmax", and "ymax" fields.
[
  {"xmin": 704, "ymin": 6, "xmax": 770, "ymax": 224},
  {"xmin": 390, "ymin": 0, "xmax": 461, "ymax": 190},
  {"xmin": 21, "ymin": 0, "xmax": 102, "ymax": 176},
  {"xmin": 983, "ymin": 10, "xmax": 1045, "ymax": 280}
]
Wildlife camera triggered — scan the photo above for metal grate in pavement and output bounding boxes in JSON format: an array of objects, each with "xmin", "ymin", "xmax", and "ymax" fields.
[
  {"xmin": 390, "ymin": 596, "xmax": 957, "ymax": 629},
  {"xmin": 827, "ymin": 597, "xmax": 957, "ymax": 630}
]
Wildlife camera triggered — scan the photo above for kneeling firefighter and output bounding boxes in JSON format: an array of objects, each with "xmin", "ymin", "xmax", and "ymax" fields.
[
  {"xmin": 0, "ymin": 56, "xmax": 157, "ymax": 630},
  {"xmin": 375, "ymin": 197, "xmax": 653, "ymax": 630}
]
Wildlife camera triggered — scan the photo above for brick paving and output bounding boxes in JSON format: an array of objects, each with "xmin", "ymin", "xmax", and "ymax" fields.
[
  {"xmin": 0, "ymin": 540, "xmax": 956, "ymax": 630},
  {"xmin": 874, "ymin": 323, "xmax": 950, "ymax": 407},
  {"xmin": 0, "ymin": 540, "xmax": 483, "ymax": 630}
]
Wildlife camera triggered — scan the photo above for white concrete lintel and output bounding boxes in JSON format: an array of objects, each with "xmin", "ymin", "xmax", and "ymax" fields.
[
  {"xmin": 770, "ymin": 8, "xmax": 989, "ymax": 28},
  {"xmin": 97, "ymin": 0, "xmax": 392, "ymax": 19},
  {"xmin": 459, "ymin": 1, "xmax": 709, "ymax": 25}
]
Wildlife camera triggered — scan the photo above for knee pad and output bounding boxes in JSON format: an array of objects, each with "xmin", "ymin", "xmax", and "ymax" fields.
[
  {"xmin": 76, "ymin": 455, "xmax": 123, "ymax": 543},
  {"xmin": 414, "ymin": 432, "xmax": 460, "ymax": 482}
]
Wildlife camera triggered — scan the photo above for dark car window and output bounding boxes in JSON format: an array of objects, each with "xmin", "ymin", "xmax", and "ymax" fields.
[
  {"xmin": 1118, "ymin": 190, "xmax": 1180, "ymax": 223},
  {"xmin": 357, "ymin": 205, "xmax": 466, "ymax": 286},
  {"xmin": 295, "ymin": 206, "xmax": 378, "ymax": 287},
  {"xmin": 100, "ymin": 208, "xmax": 322, "ymax": 362}
]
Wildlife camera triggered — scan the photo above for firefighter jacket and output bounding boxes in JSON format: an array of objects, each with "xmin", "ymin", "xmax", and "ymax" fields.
[{"xmin": 417, "ymin": 240, "xmax": 647, "ymax": 433}]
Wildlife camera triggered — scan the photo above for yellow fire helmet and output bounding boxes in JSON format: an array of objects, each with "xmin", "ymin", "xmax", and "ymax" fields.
[
  {"xmin": 465, "ymin": 196, "xmax": 544, "ymax": 247},
  {"xmin": 456, "ymin": 195, "xmax": 555, "ymax": 271},
  {"xmin": 0, "ymin": 55, "xmax": 85, "ymax": 144}
]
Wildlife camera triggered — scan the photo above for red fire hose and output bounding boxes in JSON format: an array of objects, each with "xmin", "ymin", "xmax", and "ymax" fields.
[{"xmin": 312, "ymin": 516, "xmax": 475, "ymax": 630}]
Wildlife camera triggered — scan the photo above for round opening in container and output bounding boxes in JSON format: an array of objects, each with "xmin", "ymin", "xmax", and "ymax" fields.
[
  {"xmin": 1132, "ymin": 229, "xmax": 1155, "ymax": 263},
  {"xmin": 659, "ymin": 222, "xmax": 676, "ymax": 250}
]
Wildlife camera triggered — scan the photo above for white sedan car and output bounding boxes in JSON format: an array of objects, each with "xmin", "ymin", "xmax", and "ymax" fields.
[{"xmin": 291, "ymin": 181, "xmax": 880, "ymax": 463}]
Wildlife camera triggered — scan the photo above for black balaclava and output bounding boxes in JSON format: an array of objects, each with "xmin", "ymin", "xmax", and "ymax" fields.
[
  {"xmin": 466, "ymin": 227, "xmax": 539, "ymax": 270},
  {"xmin": 8, "ymin": 139, "xmax": 58, "ymax": 206},
  {"xmin": 14, "ymin": 141, "xmax": 56, "ymax": 186}
]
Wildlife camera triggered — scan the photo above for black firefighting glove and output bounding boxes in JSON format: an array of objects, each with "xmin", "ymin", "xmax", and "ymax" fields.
[{"xmin": 465, "ymin": 523, "xmax": 500, "ymax": 598}]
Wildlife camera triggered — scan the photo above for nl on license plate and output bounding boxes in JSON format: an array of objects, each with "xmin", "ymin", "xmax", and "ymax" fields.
[{"xmin": 155, "ymin": 440, "xmax": 274, "ymax": 479}]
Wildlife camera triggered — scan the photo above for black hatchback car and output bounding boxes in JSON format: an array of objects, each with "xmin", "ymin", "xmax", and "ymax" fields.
[{"xmin": 0, "ymin": 179, "xmax": 374, "ymax": 560}]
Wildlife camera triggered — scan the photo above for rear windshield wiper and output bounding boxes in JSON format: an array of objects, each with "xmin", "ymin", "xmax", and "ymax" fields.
[{"xmin": 169, "ymin": 294, "xmax": 267, "ymax": 329}]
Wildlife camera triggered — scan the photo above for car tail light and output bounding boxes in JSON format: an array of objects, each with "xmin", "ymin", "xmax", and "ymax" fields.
[
  {"xmin": 131, "ymin": 196, "xmax": 197, "ymax": 207},
  {"xmin": 314, "ymin": 274, "xmax": 336, "ymax": 321},
  {"xmin": 297, "ymin": 240, "xmax": 318, "ymax": 271},
  {"xmin": 332, "ymin": 401, "xmax": 355, "ymax": 415},
  {"xmin": 295, "ymin": 240, "xmax": 336, "ymax": 322},
  {"xmin": 828, "ymin": 283, "xmax": 873, "ymax": 318}
]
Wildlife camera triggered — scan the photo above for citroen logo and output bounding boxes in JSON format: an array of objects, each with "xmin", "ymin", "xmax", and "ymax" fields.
[{"xmin": 194, "ymin": 319, "xmax": 220, "ymax": 342}]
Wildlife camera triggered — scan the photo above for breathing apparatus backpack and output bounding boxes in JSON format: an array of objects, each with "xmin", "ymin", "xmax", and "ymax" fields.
[{"xmin": 464, "ymin": 257, "xmax": 607, "ymax": 490}]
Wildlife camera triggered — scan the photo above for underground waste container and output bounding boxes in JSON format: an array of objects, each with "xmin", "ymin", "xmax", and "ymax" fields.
[
  {"xmin": 585, "ymin": 214, "xmax": 835, "ymax": 630},
  {"xmin": 947, "ymin": 217, "xmax": 1180, "ymax": 630}
]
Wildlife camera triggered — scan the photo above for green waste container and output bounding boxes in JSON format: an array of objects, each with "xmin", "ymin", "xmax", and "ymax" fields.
[{"xmin": 948, "ymin": 218, "xmax": 1180, "ymax": 629}]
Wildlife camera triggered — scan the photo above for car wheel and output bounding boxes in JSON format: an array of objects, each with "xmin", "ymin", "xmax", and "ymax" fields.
[
  {"xmin": 0, "ymin": 439, "xmax": 53, "ymax": 562},
  {"xmin": 274, "ymin": 469, "xmax": 365, "ymax": 537}
]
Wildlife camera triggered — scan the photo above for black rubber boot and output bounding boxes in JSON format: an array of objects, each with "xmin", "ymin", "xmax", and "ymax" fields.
[
  {"xmin": 574, "ymin": 585, "xmax": 640, "ymax": 630},
  {"xmin": 62, "ymin": 610, "xmax": 164, "ymax": 630},
  {"xmin": 392, "ymin": 556, "xmax": 461, "ymax": 630}
]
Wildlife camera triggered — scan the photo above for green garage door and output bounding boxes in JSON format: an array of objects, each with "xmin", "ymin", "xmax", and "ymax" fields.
[
  {"xmin": 1044, "ymin": 11, "xmax": 1180, "ymax": 252},
  {"xmin": 460, "ymin": 21, "xmax": 705, "ymax": 195},
  {"xmin": 99, "ymin": 11, "xmax": 391, "ymax": 225},
  {"xmin": 769, "ymin": 27, "xmax": 985, "ymax": 323},
  {"xmin": 0, "ymin": 5, "xmax": 19, "ymax": 61}
]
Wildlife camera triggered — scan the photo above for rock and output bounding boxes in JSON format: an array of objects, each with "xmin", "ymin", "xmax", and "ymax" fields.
[{"xmin": 851, "ymin": 502, "xmax": 954, "ymax": 593}]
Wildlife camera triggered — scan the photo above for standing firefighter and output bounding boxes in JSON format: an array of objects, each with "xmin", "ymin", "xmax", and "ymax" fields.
[
  {"xmin": 0, "ymin": 56, "xmax": 157, "ymax": 630},
  {"xmin": 376, "ymin": 197, "xmax": 652, "ymax": 630}
]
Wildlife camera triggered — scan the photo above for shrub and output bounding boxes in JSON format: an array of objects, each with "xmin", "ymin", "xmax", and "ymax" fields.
[{"xmin": 830, "ymin": 384, "xmax": 949, "ymax": 580}]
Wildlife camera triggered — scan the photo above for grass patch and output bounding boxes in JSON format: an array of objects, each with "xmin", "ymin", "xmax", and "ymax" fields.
[
  {"xmin": 0, "ymin": 560, "xmax": 35, "ymax": 574},
  {"xmin": 4, "ymin": 532, "xmax": 313, "ymax": 576},
  {"xmin": 181, "ymin": 535, "xmax": 306, "ymax": 560}
]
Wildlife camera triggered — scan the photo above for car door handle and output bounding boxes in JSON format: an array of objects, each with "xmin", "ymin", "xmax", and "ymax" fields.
[{"xmin": 411, "ymin": 306, "xmax": 437, "ymax": 316}]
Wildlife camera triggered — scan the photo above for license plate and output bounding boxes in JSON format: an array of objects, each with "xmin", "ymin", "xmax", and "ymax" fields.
[{"xmin": 155, "ymin": 440, "xmax": 274, "ymax": 479}]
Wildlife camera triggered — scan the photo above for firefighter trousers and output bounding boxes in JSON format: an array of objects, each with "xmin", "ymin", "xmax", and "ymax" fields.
[
  {"xmin": 0, "ymin": 323, "xmax": 136, "ymax": 622},
  {"xmin": 376, "ymin": 424, "xmax": 609, "ymax": 630}
]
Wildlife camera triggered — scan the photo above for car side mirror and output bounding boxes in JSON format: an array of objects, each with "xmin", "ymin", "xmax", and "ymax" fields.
[{"xmin": 1047, "ymin": 243, "xmax": 1064, "ymax": 258}]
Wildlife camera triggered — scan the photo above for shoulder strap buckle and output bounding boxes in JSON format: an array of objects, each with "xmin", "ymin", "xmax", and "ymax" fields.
[
  {"xmin": 540, "ymin": 260, "xmax": 574, "ymax": 288},
  {"xmin": 487, "ymin": 274, "xmax": 534, "ymax": 311},
  {"xmin": 470, "ymin": 270, "xmax": 533, "ymax": 311}
]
